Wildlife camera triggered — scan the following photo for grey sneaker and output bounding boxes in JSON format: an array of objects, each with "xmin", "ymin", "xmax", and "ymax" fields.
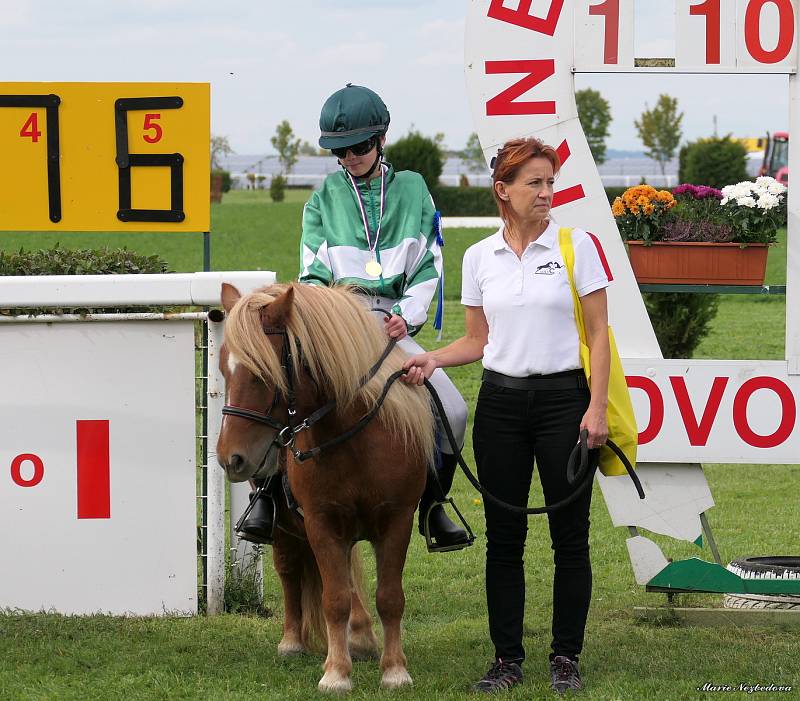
[
  {"xmin": 550, "ymin": 655, "xmax": 582, "ymax": 694},
  {"xmin": 473, "ymin": 659, "xmax": 524, "ymax": 693}
]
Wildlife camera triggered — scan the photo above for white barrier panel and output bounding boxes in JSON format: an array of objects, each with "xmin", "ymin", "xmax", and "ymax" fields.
[
  {"xmin": 0, "ymin": 320, "xmax": 196, "ymax": 615},
  {"xmin": 625, "ymin": 359, "xmax": 799, "ymax": 464}
]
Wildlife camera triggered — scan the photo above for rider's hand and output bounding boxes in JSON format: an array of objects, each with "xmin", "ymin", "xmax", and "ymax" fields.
[
  {"xmin": 401, "ymin": 353, "xmax": 437, "ymax": 386},
  {"xmin": 580, "ymin": 405, "xmax": 608, "ymax": 449},
  {"xmin": 384, "ymin": 314, "xmax": 408, "ymax": 340}
]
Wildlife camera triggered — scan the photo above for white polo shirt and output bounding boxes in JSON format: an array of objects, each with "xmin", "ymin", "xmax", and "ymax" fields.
[{"xmin": 461, "ymin": 221, "xmax": 610, "ymax": 377}]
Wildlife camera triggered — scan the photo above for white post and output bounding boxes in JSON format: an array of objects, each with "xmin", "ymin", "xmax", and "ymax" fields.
[
  {"xmin": 230, "ymin": 484, "xmax": 264, "ymax": 600},
  {"xmin": 206, "ymin": 311, "xmax": 227, "ymax": 614}
]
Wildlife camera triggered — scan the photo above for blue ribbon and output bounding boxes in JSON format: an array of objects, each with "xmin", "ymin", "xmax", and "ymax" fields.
[{"xmin": 433, "ymin": 210, "xmax": 444, "ymax": 340}]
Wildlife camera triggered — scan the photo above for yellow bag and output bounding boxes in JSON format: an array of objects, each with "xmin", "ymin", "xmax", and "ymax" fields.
[{"xmin": 558, "ymin": 227, "xmax": 638, "ymax": 477}]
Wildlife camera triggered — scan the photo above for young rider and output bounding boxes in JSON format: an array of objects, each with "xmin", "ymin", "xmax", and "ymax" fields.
[{"xmin": 238, "ymin": 84, "xmax": 472, "ymax": 553}]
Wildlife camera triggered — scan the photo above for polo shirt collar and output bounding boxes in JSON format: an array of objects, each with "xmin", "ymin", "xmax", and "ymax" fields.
[{"xmin": 492, "ymin": 220, "xmax": 558, "ymax": 253}]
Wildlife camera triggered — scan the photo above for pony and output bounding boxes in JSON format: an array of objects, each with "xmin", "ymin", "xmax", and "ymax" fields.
[{"xmin": 216, "ymin": 281, "xmax": 435, "ymax": 692}]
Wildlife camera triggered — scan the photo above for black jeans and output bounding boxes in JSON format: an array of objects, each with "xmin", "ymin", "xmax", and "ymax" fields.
[{"xmin": 473, "ymin": 376, "xmax": 593, "ymax": 663}]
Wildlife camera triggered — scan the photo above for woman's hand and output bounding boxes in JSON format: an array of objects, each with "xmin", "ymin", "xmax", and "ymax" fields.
[
  {"xmin": 580, "ymin": 405, "xmax": 608, "ymax": 449},
  {"xmin": 384, "ymin": 314, "xmax": 408, "ymax": 340},
  {"xmin": 401, "ymin": 353, "xmax": 437, "ymax": 386}
]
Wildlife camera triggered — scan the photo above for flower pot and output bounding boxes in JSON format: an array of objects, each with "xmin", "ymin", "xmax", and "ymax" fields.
[{"xmin": 626, "ymin": 241, "xmax": 769, "ymax": 286}]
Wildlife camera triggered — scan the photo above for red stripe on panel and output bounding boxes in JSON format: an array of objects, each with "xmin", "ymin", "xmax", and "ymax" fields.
[
  {"xmin": 77, "ymin": 420, "xmax": 111, "ymax": 519},
  {"xmin": 587, "ymin": 231, "xmax": 613, "ymax": 281}
]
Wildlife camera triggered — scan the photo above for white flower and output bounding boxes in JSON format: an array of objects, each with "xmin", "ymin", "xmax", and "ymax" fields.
[
  {"xmin": 737, "ymin": 196, "xmax": 757, "ymax": 207},
  {"xmin": 755, "ymin": 176, "xmax": 774, "ymax": 188},
  {"xmin": 768, "ymin": 181, "xmax": 787, "ymax": 195},
  {"xmin": 721, "ymin": 197, "xmax": 729, "ymax": 205},
  {"xmin": 757, "ymin": 193, "xmax": 780, "ymax": 210}
]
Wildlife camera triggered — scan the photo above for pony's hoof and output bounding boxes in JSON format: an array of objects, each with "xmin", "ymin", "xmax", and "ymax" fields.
[
  {"xmin": 318, "ymin": 670, "xmax": 353, "ymax": 694},
  {"xmin": 277, "ymin": 638, "xmax": 305, "ymax": 656},
  {"xmin": 380, "ymin": 666, "xmax": 413, "ymax": 689},
  {"xmin": 348, "ymin": 632, "xmax": 380, "ymax": 660}
]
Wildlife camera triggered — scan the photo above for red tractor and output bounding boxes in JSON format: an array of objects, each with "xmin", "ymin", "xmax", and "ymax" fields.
[{"xmin": 760, "ymin": 131, "xmax": 789, "ymax": 186}]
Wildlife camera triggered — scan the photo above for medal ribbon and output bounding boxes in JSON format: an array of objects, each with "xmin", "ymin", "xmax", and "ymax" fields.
[{"xmin": 347, "ymin": 165, "xmax": 386, "ymax": 268}]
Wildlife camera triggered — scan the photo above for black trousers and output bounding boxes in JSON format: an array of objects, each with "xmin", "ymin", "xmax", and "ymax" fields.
[{"xmin": 473, "ymin": 376, "xmax": 593, "ymax": 663}]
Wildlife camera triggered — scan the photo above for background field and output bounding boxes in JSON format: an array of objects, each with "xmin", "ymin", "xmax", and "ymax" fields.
[{"xmin": 1, "ymin": 190, "xmax": 797, "ymax": 700}]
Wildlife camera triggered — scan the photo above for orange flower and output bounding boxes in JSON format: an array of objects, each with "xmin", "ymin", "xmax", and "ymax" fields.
[
  {"xmin": 643, "ymin": 202, "xmax": 655, "ymax": 215},
  {"xmin": 611, "ymin": 198, "xmax": 625, "ymax": 217}
]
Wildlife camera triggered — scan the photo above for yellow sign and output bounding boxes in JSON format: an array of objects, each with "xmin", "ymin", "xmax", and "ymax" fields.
[{"xmin": 0, "ymin": 82, "xmax": 210, "ymax": 232}]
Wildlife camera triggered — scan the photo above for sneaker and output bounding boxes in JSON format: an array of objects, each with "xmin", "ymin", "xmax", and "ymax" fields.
[
  {"xmin": 549, "ymin": 655, "xmax": 582, "ymax": 694},
  {"xmin": 472, "ymin": 659, "xmax": 523, "ymax": 693}
]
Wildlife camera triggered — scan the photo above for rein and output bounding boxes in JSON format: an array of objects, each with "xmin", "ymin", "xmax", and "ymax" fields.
[{"xmin": 222, "ymin": 312, "xmax": 645, "ymax": 515}]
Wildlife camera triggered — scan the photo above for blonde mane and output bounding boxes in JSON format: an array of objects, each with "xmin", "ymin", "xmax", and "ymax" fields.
[{"xmin": 224, "ymin": 283, "xmax": 435, "ymax": 465}]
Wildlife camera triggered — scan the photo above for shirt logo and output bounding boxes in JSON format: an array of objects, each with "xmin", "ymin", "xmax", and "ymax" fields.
[{"xmin": 535, "ymin": 261, "xmax": 564, "ymax": 275}]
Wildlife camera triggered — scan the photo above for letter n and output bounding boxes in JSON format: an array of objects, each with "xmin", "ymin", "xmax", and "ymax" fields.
[{"xmin": 485, "ymin": 60, "xmax": 556, "ymax": 116}]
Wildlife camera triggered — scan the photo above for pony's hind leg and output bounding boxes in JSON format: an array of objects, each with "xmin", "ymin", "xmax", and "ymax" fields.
[
  {"xmin": 348, "ymin": 544, "xmax": 379, "ymax": 660},
  {"xmin": 306, "ymin": 525, "xmax": 354, "ymax": 693},
  {"xmin": 374, "ymin": 513, "xmax": 415, "ymax": 689},
  {"xmin": 271, "ymin": 532, "xmax": 305, "ymax": 656}
]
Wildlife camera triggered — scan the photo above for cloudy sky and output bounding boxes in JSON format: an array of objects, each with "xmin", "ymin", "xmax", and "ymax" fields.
[{"xmin": 0, "ymin": 0, "xmax": 790, "ymax": 154}]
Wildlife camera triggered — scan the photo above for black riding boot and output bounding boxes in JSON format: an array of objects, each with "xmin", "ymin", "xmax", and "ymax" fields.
[
  {"xmin": 237, "ymin": 477, "xmax": 278, "ymax": 545},
  {"xmin": 418, "ymin": 453, "xmax": 473, "ymax": 553}
]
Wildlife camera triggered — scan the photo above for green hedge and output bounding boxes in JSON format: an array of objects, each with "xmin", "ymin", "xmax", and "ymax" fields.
[
  {"xmin": 433, "ymin": 186, "xmax": 496, "ymax": 216},
  {"xmin": 434, "ymin": 185, "xmax": 626, "ymax": 215},
  {"xmin": 1, "ymin": 246, "xmax": 172, "ymax": 315}
]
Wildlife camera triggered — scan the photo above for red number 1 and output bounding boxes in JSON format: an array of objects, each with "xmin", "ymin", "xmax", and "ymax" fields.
[
  {"xmin": 143, "ymin": 113, "xmax": 163, "ymax": 143},
  {"xmin": 589, "ymin": 0, "xmax": 620, "ymax": 64},
  {"xmin": 20, "ymin": 112, "xmax": 42, "ymax": 142},
  {"xmin": 690, "ymin": 0, "xmax": 721, "ymax": 64}
]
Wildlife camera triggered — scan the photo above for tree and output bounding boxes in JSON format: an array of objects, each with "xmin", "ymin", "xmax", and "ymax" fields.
[
  {"xmin": 210, "ymin": 135, "xmax": 233, "ymax": 171},
  {"xmin": 679, "ymin": 136, "xmax": 748, "ymax": 189},
  {"xmin": 575, "ymin": 88, "xmax": 612, "ymax": 164},
  {"xmin": 270, "ymin": 120, "xmax": 301, "ymax": 175},
  {"xmin": 384, "ymin": 130, "xmax": 444, "ymax": 193},
  {"xmin": 461, "ymin": 132, "xmax": 488, "ymax": 173},
  {"xmin": 635, "ymin": 94, "xmax": 683, "ymax": 175},
  {"xmin": 299, "ymin": 140, "xmax": 318, "ymax": 157}
]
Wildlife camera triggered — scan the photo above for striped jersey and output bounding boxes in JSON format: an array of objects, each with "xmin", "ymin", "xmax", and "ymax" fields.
[{"xmin": 299, "ymin": 164, "xmax": 442, "ymax": 332}]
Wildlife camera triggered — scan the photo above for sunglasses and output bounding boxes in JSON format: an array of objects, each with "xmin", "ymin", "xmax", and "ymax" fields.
[{"xmin": 331, "ymin": 136, "xmax": 377, "ymax": 159}]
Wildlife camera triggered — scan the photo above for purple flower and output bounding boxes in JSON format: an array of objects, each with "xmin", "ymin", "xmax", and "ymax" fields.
[{"xmin": 672, "ymin": 183, "xmax": 723, "ymax": 200}]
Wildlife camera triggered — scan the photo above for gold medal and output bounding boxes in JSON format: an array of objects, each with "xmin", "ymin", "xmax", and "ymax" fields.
[{"xmin": 365, "ymin": 259, "xmax": 383, "ymax": 276}]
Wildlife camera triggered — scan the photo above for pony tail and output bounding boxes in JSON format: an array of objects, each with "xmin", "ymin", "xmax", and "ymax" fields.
[{"xmin": 300, "ymin": 544, "xmax": 326, "ymax": 654}]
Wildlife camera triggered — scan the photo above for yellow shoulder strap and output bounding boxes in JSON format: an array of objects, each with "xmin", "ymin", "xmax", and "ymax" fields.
[{"xmin": 558, "ymin": 227, "xmax": 587, "ymax": 346}]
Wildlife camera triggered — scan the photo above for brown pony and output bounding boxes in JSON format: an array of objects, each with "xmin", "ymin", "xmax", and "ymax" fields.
[{"xmin": 217, "ymin": 282, "xmax": 435, "ymax": 692}]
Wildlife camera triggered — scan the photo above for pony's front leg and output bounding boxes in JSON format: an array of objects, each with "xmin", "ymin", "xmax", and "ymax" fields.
[
  {"xmin": 306, "ymin": 524, "xmax": 353, "ymax": 693},
  {"xmin": 271, "ymin": 530, "xmax": 305, "ymax": 656},
  {"xmin": 374, "ymin": 511, "xmax": 415, "ymax": 689}
]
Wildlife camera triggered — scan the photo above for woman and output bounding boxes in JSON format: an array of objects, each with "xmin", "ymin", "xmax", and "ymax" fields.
[
  {"xmin": 238, "ymin": 84, "xmax": 472, "ymax": 553},
  {"xmin": 402, "ymin": 137, "xmax": 611, "ymax": 693}
]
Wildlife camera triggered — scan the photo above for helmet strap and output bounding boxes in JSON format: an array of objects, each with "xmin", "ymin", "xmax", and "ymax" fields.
[{"xmin": 339, "ymin": 141, "xmax": 384, "ymax": 181}]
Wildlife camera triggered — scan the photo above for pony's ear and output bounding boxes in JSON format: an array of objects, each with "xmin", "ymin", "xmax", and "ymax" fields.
[
  {"xmin": 221, "ymin": 283, "xmax": 241, "ymax": 313},
  {"xmin": 261, "ymin": 286, "xmax": 294, "ymax": 329}
]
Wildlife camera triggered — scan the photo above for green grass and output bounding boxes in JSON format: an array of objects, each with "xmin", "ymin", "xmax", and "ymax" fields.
[{"xmin": 1, "ymin": 195, "xmax": 798, "ymax": 700}]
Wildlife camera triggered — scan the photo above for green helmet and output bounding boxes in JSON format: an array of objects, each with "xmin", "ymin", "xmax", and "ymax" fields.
[{"xmin": 318, "ymin": 84, "xmax": 390, "ymax": 150}]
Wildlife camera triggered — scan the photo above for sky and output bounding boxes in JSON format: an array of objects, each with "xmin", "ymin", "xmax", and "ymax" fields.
[{"xmin": 0, "ymin": 0, "xmax": 790, "ymax": 155}]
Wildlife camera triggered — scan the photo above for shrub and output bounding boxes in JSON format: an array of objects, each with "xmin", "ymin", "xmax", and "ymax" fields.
[
  {"xmin": 384, "ymin": 130, "xmax": 444, "ymax": 192},
  {"xmin": 270, "ymin": 174, "xmax": 287, "ymax": 202},
  {"xmin": 434, "ymin": 186, "xmax": 497, "ymax": 216},
  {"xmin": 0, "ymin": 245, "xmax": 171, "ymax": 315},
  {"xmin": 212, "ymin": 169, "xmax": 232, "ymax": 193},
  {"xmin": 644, "ymin": 292, "xmax": 720, "ymax": 358},
  {"xmin": 679, "ymin": 137, "xmax": 748, "ymax": 190}
]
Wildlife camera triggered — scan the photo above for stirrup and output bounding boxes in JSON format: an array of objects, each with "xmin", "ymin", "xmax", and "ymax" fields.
[
  {"xmin": 235, "ymin": 480, "xmax": 277, "ymax": 546},
  {"xmin": 421, "ymin": 497, "xmax": 476, "ymax": 553}
]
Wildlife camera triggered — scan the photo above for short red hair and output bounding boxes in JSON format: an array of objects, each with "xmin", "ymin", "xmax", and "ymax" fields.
[{"xmin": 491, "ymin": 138, "xmax": 561, "ymax": 222}]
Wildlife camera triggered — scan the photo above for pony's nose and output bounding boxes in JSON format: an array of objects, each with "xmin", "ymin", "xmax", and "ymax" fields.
[{"xmin": 225, "ymin": 453, "xmax": 245, "ymax": 475}]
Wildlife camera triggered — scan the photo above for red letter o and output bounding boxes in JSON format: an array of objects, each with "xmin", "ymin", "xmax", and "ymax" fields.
[
  {"xmin": 733, "ymin": 377, "xmax": 796, "ymax": 448},
  {"xmin": 11, "ymin": 453, "xmax": 44, "ymax": 487}
]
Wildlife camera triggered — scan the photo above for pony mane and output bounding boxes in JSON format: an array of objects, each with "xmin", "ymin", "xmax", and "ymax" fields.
[{"xmin": 224, "ymin": 283, "xmax": 435, "ymax": 465}]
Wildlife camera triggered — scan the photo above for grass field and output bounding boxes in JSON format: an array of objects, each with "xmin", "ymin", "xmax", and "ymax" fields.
[{"xmin": 1, "ymin": 190, "xmax": 797, "ymax": 700}]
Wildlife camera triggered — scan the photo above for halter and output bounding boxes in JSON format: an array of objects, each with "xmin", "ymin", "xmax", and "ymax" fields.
[{"xmin": 221, "ymin": 314, "xmax": 397, "ymax": 464}]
